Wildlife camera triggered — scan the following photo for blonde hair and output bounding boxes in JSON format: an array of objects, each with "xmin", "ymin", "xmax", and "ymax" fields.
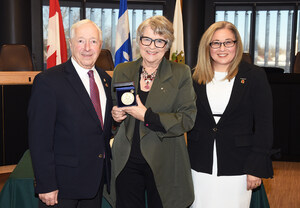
[
  {"xmin": 193, "ymin": 21, "xmax": 243, "ymax": 84},
  {"xmin": 70, "ymin": 19, "xmax": 102, "ymax": 41},
  {"xmin": 136, "ymin": 15, "xmax": 174, "ymax": 50}
]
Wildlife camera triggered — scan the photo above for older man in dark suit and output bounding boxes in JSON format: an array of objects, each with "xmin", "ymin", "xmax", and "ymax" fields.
[{"xmin": 28, "ymin": 19, "xmax": 112, "ymax": 208}]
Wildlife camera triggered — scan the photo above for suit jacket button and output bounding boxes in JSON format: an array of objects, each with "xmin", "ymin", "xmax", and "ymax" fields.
[
  {"xmin": 213, "ymin": 127, "xmax": 218, "ymax": 132},
  {"xmin": 98, "ymin": 154, "xmax": 103, "ymax": 158}
]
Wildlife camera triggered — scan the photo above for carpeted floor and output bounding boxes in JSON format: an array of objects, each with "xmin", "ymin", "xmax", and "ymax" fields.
[{"xmin": 1, "ymin": 161, "xmax": 299, "ymax": 207}]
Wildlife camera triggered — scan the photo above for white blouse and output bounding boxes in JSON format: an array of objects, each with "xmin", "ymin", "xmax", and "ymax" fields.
[{"xmin": 206, "ymin": 71, "xmax": 235, "ymax": 124}]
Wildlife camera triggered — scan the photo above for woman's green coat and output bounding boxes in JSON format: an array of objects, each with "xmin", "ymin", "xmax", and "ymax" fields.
[{"xmin": 109, "ymin": 57, "xmax": 197, "ymax": 208}]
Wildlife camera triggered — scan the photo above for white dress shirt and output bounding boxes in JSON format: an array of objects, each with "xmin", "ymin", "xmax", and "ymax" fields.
[{"xmin": 71, "ymin": 57, "xmax": 107, "ymax": 121}]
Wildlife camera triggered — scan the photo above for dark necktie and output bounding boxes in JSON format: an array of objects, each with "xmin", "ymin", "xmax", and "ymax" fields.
[{"xmin": 88, "ymin": 70, "xmax": 104, "ymax": 129}]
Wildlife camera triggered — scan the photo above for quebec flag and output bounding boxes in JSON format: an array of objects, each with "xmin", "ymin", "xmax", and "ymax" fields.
[{"xmin": 115, "ymin": 0, "xmax": 132, "ymax": 66}]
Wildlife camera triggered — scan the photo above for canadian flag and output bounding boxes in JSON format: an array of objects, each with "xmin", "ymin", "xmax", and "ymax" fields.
[{"xmin": 46, "ymin": 0, "xmax": 68, "ymax": 69}]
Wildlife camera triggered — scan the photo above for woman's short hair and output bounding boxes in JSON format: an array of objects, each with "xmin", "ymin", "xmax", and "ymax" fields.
[
  {"xmin": 136, "ymin": 15, "xmax": 174, "ymax": 50},
  {"xmin": 193, "ymin": 21, "xmax": 243, "ymax": 84},
  {"xmin": 70, "ymin": 19, "xmax": 102, "ymax": 41}
]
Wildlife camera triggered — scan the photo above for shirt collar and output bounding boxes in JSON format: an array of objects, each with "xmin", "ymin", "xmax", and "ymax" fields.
[{"xmin": 71, "ymin": 57, "xmax": 96, "ymax": 77}]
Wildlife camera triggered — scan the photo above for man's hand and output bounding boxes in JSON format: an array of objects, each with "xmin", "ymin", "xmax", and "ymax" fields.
[
  {"xmin": 112, "ymin": 106, "xmax": 127, "ymax": 122},
  {"xmin": 39, "ymin": 190, "xmax": 58, "ymax": 206}
]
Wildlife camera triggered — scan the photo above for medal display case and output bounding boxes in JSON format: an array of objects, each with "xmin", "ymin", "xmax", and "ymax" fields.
[{"xmin": 113, "ymin": 81, "xmax": 137, "ymax": 107}]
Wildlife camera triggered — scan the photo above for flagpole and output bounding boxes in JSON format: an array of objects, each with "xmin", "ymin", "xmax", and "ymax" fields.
[{"xmin": 81, "ymin": 0, "xmax": 86, "ymax": 19}]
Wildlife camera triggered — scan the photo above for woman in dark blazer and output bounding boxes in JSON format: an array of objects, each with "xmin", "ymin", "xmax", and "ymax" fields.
[
  {"xmin": 187, "ymin": 21, "xmax": 273, "ymax": 208},
  {"xmin": 109, "ymin": 16, "xmax": 196, "ymax": 208}
]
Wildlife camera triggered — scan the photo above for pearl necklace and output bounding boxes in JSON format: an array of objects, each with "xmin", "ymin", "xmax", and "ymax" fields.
[{"xmin": 142, "ymin": 67, "xmax": 157, "ymax": 90}]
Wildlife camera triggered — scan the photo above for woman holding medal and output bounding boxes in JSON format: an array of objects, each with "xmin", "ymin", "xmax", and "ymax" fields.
[
  {"xmin": 110, "ymin": 15, "xmax": 197, "ymax": 208},
  {"xmin": 187, "ymin": 21, "xmax": 273, "ymax": 207}
]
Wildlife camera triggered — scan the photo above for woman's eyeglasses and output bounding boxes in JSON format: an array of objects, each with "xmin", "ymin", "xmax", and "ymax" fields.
[
  {"xmin": 140, "ymin": 36, "xmax": 168, "ymax": 48},
  {"xmin": 209, "ymin": 40, "xmax": 237, "ymax": 49}
]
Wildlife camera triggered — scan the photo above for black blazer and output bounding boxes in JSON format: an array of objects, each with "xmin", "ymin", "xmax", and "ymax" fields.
[
  {"xmin": 28, "ymin": 59, "xmax": 112, "ymax": 199},
  {"xmin": 187, "ymin": 61, "xmax": 273, "ymax": 178}
]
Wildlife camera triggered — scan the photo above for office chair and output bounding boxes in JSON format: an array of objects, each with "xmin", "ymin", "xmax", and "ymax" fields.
[
  {"xmin": 95, "ymin": 49, "xmax": 114, "ymax": 71},
  {"xmin": 0, "ymin": 44, "xmax": 33, "ymax": 71},
  {"xmin": 294, "ymin": 52, "xmax": 300, "ymax": 73},
  {"xmin": 242, "ymin": 53, "xmax": 252, "ymax": 64}
]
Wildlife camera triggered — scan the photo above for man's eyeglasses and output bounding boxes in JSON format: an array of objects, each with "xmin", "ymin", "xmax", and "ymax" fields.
[
  {"xmin": 140, "ymin": 36, "xmax": 168, "ymax": 48},
  {"xmin": 209, "ymin": 40, "xmax": 237, "ymax": 49}
]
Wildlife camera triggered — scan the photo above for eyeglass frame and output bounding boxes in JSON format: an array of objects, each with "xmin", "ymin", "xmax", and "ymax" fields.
[
  {"xmin": 209, "ymin": 40, "xmax": 237, "ymax": 49},
  {"xmin": 140, "ymin": 36, "xmax": 168, "ymax": 48}
]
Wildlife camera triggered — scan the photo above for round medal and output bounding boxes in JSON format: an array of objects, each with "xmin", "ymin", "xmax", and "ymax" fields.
[{"xmin": 121, "ymin": 92, "xmax": 134, "ymax": 106}]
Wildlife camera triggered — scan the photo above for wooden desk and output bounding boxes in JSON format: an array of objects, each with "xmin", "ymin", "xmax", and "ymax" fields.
[
  {"xmin": 0, "ymin": 71, "xmax": 40, "ymax": 85},
  {"xmin": 0, "ymin": 71, "xmax": 40, "ymax": 165},
  {"xmin": 0, "ymin": 165, "xmax": 16, "ymax": 174},
  {"xmin": 106, "ymin": 70, "xmax": 113, "ymax": 78}
]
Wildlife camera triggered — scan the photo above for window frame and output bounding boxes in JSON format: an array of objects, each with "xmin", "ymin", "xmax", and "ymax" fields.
[{"xmin": 215, "ymin": 2, "xmax": 299, "ymax": 73}]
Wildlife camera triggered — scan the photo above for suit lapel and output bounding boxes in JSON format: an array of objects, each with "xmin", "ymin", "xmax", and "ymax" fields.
[
  {"xmin": 218, "ymin": 65, "xmax": 248, "ymax": 126},
  {"xmin": 194, "ymin": 63, "xmax": 250, "ymax": 126},
  {"xmin": 64, "ymin": 60, "xmax": 102, "ymax": 127},
  {"xmin": 193, "ymin": 82, "xmax": 216, "ymax": 125},
  {"xmin": 145, "ymin": 58, "xmax": 172, "ymax": 109},
  {"xmin": 96, "ymin": 67, "xmax": 112, "ymax": 131},
  {"xmin": 137, "ymin": 58, "xmax": 172, "ymax": 139}
]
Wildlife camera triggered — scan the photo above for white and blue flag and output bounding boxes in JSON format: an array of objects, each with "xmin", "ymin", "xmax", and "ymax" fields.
[{"xmin": 115, "ymin": 0, "xmax": 132, "ymax": 66}]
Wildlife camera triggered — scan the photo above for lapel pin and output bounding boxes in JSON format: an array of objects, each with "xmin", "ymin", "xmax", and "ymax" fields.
[
  {"xmin": 161, "ymin": 87, "xmax": 166, "ymax": 93},
  {"xmin": 105, "ymin": 83, "xmax": 109, "ymax": 87},
  {"xmin": 240, "ymin": 78, "xmax": 246, "ymax": 84},
  {"xmin": 103, "ymin": 78, "xmax": 106, "ymax": 82}
]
